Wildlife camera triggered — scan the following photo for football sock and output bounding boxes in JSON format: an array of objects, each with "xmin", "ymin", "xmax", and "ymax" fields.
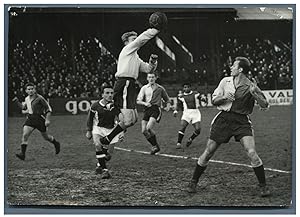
[
  {"xmin": 253, "ymin": 165, "xmax": 266, "ymax": 186},
  {"xmin": 191, "ymin": 163, "xmax": 207, "ymax": 183},
  {"xmin": 177, "ymin": 131, "xmax": 184, "ymax": 143},
  {"xmin": 21, "ymin": 144, "xmax": 27, "ymax": 155},
  {"xmin": 107, "ymin": 124, "xmax": 123, "ymax": 142},
  {"xmin": 189, "ymin": 130, "xmax": 200, "ymax": 141},
  {"xmin": 147, "ymin": 134, "xmax": 158, "ymax": 146},
  {"xmin": 96, "ymin": 151, "xmax": 107, "ymax": 169}
]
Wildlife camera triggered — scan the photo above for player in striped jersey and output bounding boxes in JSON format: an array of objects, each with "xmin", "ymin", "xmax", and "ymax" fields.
[
  {"xmin": 173, "ymin": 83, "xmax": 206, "ymax": 149},
  {"xmin": 86, "ymin": 84, "xmax": 124, "ymax": 179},
  {"xmin": 137, "ymin": 72, "xmax": 171, "ymax": 155},
  {"xmin": 186, "ymin": 57, "xmax": 270, "ymax": 197},
  {"xmin": 13, "ymin": 83, "xmax": 60, "ymax": 161}
]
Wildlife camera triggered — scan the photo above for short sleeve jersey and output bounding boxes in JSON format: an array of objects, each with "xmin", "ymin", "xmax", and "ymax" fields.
[
  {"xmin": 24, "ymin": 94, "xmax": 52, "ymax": 116},
  {"xmin": 137, "ymin": 83, "xmax": 170, "ymax": 107},
  {"xmin": 178, "ymin": 91, "xmax": 200, "ymax": 110},
  {"xmin": 212, "ymin": 76, "xmax": 255, "ymax": 114}
]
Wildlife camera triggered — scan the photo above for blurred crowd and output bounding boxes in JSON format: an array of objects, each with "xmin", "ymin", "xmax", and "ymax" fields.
[
  {"xmin": 9, "ymin": 37, "xmax": 292, "ymax": 100},
  {"xmin": 9, "ymin": 38, "xmax": 117, "ymax": 100},
  {"xmin": 219, "ymin": 37, "xmax": 292, "ymax": 90}
]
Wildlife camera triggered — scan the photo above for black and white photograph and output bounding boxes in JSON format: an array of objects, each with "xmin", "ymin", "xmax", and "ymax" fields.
[{"xmin": 4, "ymin": 4, "xmax": 295, "ymax": 214}]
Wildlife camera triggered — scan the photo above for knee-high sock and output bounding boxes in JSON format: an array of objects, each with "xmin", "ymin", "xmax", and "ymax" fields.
[
  {"xmin": 191, "ymin": 163, "xmax": 207, "ymax": 183},
  {"xmin": 177, "ymin": 131, "xmax": 184, "ymax": 143},
  {"xmin": 20, "ymin": 144, "xmax": 27, "ymax": 155},
  {"xmin": 146, "ymin": 134, "xmax": 158, "ymax": 146},
  {"xmin": 96, "ymin": 151, "xmax": 107, "ymax": 169},
  {"xmin": 189, "ymin": 130, "xmax": 200, "ymax": 141},
  {"xmin": 253, "ymin": 165, "xmax": 266, "ymax": 186},
  {"xmin": 107, "ymin": 124, "xmax": 123, "ymax": 141}
]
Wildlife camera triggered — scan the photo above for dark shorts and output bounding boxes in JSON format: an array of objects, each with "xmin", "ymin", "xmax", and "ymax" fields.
[
  {"xmin": 143, "ymin": 105, "xmax": 162, "ymax": 122},
  {"xmin": 210, "ymin": 111, "xmax": 253, "ymax": 144},
  {"xmin": 24, "ymin": 114, "xmax": 46, "ymax": 132},
  {"xmin": 113, "ymin": 77, "xmax": 137, "ymax": 109}
]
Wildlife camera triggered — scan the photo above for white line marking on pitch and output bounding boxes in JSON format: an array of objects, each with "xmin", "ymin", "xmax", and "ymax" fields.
[{"xmin": 115, "ymin": 147, "xmax": 291, "ymax": 174}]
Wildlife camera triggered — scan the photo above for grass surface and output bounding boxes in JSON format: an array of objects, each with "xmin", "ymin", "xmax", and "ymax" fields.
[{"xmin": 6, "ymin": 106, "xmax": 293, "ymax": 207}]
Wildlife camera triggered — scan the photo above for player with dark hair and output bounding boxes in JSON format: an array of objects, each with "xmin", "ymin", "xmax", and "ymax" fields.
[
  {"xmin": 13, "ymin": 83, "xmax": 60, "ymax": 160},
  {"xmin": 86, "ymin": 84, "xmax": 124, "ymax": 179},
  {"xmin": 186, "ymin": 57, "xmax": 271, "ymax": 197},
  {"xmin": 137, "ymin": 72, "xmax": 171, "ymax": 155},
  {"xmin": 173, "ymin": 83, "xmax": 206, "ymax": 149},
  {"xmin": 100, "ymin": 12, "xmax": 167, "ymax": 146}
]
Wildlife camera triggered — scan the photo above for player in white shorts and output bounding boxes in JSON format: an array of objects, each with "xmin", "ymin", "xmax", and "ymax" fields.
[
  {"xmin": 86, "ymin": 84, "xmax": 124, "ymax": 179},
  {"xmin": 173, "ymin": 83, "xmax": 206, "ymax": 149}
]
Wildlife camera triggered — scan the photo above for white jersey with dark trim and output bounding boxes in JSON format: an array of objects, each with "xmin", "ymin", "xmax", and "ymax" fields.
[{"xmin": 178, "ymin": 91, "xmax": 200, "ymax": 110}]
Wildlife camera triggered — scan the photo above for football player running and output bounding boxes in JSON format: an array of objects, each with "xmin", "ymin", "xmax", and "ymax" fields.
[
  {"xmin": 137, "ymin": 72, "xmax": 171, "ymax": 155},
  {"xmin": 13, "ymin": 83, "xmax": 60, "ymax": 161},
  {"xmin": 173, "ymin": 83, "xmax": 206, "ymax": 149}
]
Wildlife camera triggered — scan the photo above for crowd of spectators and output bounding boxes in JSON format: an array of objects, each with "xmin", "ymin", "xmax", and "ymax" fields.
[
  {"xmin": 157, "ymin": 38, "xmax": 292, "ymax": 90},
  {"xmin": 219, "ymin": 37, "xmax": 292, "ymax": 90},
  {"xmin": 9, "ymin": 37, "xmax": 117, "ymax": 100},
  {"xmin": 9, "ymin": 36, "xmax": 293, "ymax": 101}
]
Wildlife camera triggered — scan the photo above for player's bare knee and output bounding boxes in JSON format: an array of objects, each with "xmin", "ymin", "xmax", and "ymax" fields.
[
  {"xmin": 197, "ymin": 150, "xmax": 212, "ymax": 166},
  {"xmin": 247, "ymin": 150, "xmax": 263, "ymax": 167},
  {"xmin": 95, "ymin": 143, "xmax": 102, "ymax": 151},
  {"xmin": 197, "ymin": 155, "xmax": 208, "ymax": 167},
  {"xmin": 146, "ymin": 125, "xmax": 153, "ymax": 132},
  {"xmin": 142, "ymin": 129, "xmax": 149, "ymax": 137},
  {"xmin": 118, "ymin": 122, "xmax": 125, "ymax": 129},
  {"xmin": 142, "ymin": 128, "xmax": 147, "ymax": 135},
  {"xmin": 22, "ymin": 132, "xmax": 30, "ymax": 140},
  {"xmin": 22, "ymin": 135, "xmax": 28, "ymax": 142}
]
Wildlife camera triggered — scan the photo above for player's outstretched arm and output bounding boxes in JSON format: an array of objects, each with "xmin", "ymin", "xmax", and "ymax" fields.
[{"xmin": 125, "ymin": 28, "xmax": 160, "ymax": 55}]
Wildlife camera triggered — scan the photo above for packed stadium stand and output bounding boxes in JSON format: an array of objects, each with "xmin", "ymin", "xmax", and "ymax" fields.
[{"xmin": 8, "ymin": 8, "xmax": 293, "ymax": 101}]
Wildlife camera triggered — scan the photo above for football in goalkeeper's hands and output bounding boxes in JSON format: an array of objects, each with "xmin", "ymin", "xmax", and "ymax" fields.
[{"xmin": 149, "ymin": 12, "xmax": 168, "ymax": 30}]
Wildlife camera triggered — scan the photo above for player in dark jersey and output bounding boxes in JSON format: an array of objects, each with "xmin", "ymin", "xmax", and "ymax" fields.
[
  {"xmin": 13, "ymin": 83, "xmax": 60, "ymax": 161},
  {"xmin": 173, "ymin": 83, "xmax": 206, "ymax": 149},
  {"xmin": 137, "ymin": 72, "xmax": 171, "ymax": 155},
  {"xmin": 86, "ymin": 84, "xmax": 124, "ymax": 179},
  {"xmin": 186, "ymin": 57, "xmax": 271, "ymax": 197}
]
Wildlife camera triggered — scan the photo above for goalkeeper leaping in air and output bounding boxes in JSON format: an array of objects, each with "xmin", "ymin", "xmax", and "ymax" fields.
[{"xmin": 100, "ymin": 12, "xmax": 168, "ymax": 145}]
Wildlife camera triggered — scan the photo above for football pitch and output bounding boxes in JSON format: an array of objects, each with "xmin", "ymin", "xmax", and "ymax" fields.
[{"xmin": 6, "ymin": 106, "xmax": 293, "ymax": 207}]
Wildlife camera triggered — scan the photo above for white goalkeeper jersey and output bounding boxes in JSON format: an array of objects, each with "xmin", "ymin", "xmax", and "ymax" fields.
[{"xmin": 115, "ymin": 28, "xmax": 159, "ymax": 80}]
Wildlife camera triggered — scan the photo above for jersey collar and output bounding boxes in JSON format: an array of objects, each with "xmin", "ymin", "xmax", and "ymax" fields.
[
  {"xmin": 183, "ymin": 91, "xmax": 193, "ymax": 95},
  {"xmin": 99, "ymin": 99, "xmax": 106, "ymax": 107}
]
